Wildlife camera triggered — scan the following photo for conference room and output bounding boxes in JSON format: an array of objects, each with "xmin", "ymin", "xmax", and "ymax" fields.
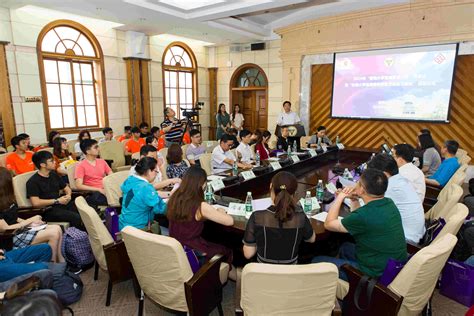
[{"xmin": 0, "ymin": 0, "xmax": 473, "ymax": 315}]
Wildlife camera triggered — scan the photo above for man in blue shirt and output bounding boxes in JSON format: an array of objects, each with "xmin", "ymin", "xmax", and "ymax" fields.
[{"xmin": 426, "ymin": 140, "xmax": 460, "ymax": 187}]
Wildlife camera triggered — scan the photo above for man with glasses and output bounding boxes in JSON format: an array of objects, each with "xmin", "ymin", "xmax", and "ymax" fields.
[
  {"xmin": 75, "ymin": 139, "xmax": 112, "ymax": 207},
  {"xmin": 186, "ymin": 129, "xmax": 206, "ymax": 166},
  {"xmin": 312, "ymin": 168, "xmax": 407, "ymax": 280},
  {"xmin": 211, "ymin": 134, "xmax": 252, "ymax": 173}
]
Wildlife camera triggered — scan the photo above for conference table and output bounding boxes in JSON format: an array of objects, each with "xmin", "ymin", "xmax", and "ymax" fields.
[{"xmin": 202, "ymin": 147, "xmax": 374, "ymax": 265}]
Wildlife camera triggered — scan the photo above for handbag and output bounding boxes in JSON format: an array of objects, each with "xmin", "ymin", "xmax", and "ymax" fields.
[
  {"xmin": 379, "ymin": 258, "xmax": 409, "ymax": 286},
  {"xmin": 440, "ymin": 259, "xmax": 474, "ymax": 307},
  {"xmin": 420, "ymin": 218, "xmax": 446, "ymax": 247},
  {"xmin": 353, "ymin": 275, "xmax": 378, "ymax": 311}
]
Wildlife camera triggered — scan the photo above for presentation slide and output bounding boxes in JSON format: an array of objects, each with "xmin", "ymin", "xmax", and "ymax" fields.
[{"xmin": 331, "ymin": 44, "xmax": 457, "ymax": 122}]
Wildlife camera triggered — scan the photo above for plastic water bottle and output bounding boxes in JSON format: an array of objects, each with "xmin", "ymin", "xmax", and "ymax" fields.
[
  {"xmin": 336, "ymin": 136, "xmax": 340, "ymax": 144},
  {"xmin": 205, "ymin": 183, "xmax": 214, "ymax": 204},
  {"xmin": 232, "ymin": 161, "xmax": 238, "ymax": 176},
  {"xmin": 304, "ymin": 191, "xmax": 312, "ymax": 214},
  {"xmin": 316, "ymin": 180, "xmax": 324, "ymax": 203},
  {"xmin": 343, "ymin": 168, "xmax": 351, "ymax": 180},
  {"xmin": 255, "ymin": 151, "xmax": 260, "ymax": 167},
  {"xmin": 292, "ymin": 141, "xmax": 297, "ymax": 153},
  {"xmin": 245, "ymin": 192, "xmax": 253, "ymax": 219},
  {"xmin": 287, "ymin": 144, "xmax": 292, "ymax": 156}
]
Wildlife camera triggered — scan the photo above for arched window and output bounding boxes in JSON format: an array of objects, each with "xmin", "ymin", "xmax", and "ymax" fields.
[
  {"xmin": 162, "ymin": 42, "xmax": 197, "ymax": 118},
  {"xmin": 236, "ymin": 67, "xmax": 267, "ymax": 87},
  {"xmin": 37, "ymin": 20, "xmax": 108, "ymax": 133}
]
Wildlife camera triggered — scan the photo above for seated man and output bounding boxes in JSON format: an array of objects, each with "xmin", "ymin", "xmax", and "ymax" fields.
[
  {"xmin": 227, "ymin": 128, "xmax": 239, "ymax": 149},
  {"xmin": 75, "ymin": 139, "xmax": 113, "ymax": 207},
  {"xmin": 6, "ymin": 135, "xmax": 35, "ymax": 175},
  {"xmin": 211, "ymin": 134, "xmax": 251, "ymax": 173},
  {"xmin": 186, "ymin": 129, "xmax": 205, "ymax": 166},
  {"xmin": 130, "ymin": 145, "xmax": 180, "ymax": 199},
  {"xmin": 368, "ymin": 153, "xmax": 425, "ymax": 243},
  {"xmin": 125, "ymin": 127, "xmax": 145, "ymax": 154},
  {"xmin": 312, "ymin": 168, "xmax": 407, "ymax": 280},
  {"xmin": 117, "ymin": 126, "xmax": 132, "ymax": 142},
  {"xmin": 426, "ymin": 140, "xmax": 460, "ymax": 187},
  {"xmin": 26, "ymin": 151, "xmax": 84, "ymax": 230},
  {"xmin": 139, "ymin": 122, "xmax": 151, "ymax": 138},
  {"xmin": 276, "ymin": 126, "xmax": 290, "ymax": 152},
  {"xmin": 0, "ymin": 244, "xmax": 52, "ymax": 283},
  {"xmin": 392, "ymin": 144, "xmax": 426, "ymax": 202},
  {"xmin": 236, "ymin": 129, "xmax": 254, "ymax": 164},
  {"xmin": 308, "ymin": 125, "xmax": 333, "ymax": 148},
  {"xmin": 99, "ymin": 127, "xmax": 114, "ymax": 143}
]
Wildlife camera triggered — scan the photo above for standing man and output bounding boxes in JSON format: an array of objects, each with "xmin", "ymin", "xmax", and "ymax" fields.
[
  {"xmin": 161, "ymin": 107, "xmax": 185, "ymax": 147},
  {"xmin": 276, "ymin": 101, "xmax": 301, "ymax": 126},
  {"xmin": 6, "ymin": 135, "xmax": 35, "ymax": 175},
  {"xmin": 392, "ymin": 144, "xmax": 426, "ymax": 202}
]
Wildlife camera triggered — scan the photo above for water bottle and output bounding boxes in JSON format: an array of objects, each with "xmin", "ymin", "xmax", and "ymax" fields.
[
  {"xmin": 245, "ymin": 192, "xmax": 253, "ymax": 219},
  {"xmin": 255, "ymin": 151, "xmax": 260, "ymax": 167},
  {"xmin": 287, "ymin": 144, "xmax": 292, "ymax": 156},
  {"xmin": 336, "ymin": 135, "xmax": 340, "ymax": 144},
  {"xmin": 304, "ymin": 191, "xmax": 312, "ymax": 214},
  {"xmin": 370, "ymin": 153, "xmax": 376, "ymax": 161},
  {"xmin": 232, "ymin": 161, "xmax": 238, "ymax": 176},
  {"xmin": 343, "ymin": 168, "xmax": 351, "ymax": 180},
  {"xmin": 292, "ymin": 141, "xmax": 297, "ymax": 153},
  {"xmin": 205, "ymin": 183, "xmax": 214, "ymax": 204},
  {"xmin": 316, "ymin": 180, "xmax": 324, "ymax": 203}
]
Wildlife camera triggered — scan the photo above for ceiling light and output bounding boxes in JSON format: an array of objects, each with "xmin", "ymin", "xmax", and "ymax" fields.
[{"xmin": 158, "ymin": 0, "xmax": 225, "ymax": 11}]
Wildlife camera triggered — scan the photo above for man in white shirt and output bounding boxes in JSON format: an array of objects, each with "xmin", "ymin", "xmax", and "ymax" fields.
[
  {"xmin": 367, "ymin": 154, "xmax": 425, "ymax": 243},
  {"xmin": 99, "ymin": 127, "xmax": 114, "ymax": 143},
  {"xmin": 392, "ymin": 144, "xmax": 426, "ymax": 202},
  {"xmin": 276, "ymin": 101, "xmax": 301, "ymax": 126},
  {"xmin": 236, "ymin": 129, "xmax": 254, "ymax": 164},
  {"xmin": 212, "ymin": 134, "xmax": 252, "ymax": 173}
]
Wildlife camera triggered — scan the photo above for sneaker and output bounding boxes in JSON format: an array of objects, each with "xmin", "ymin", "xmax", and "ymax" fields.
[{"xmin": 67, "ymin": 266, "xmax": 83, "ymax": 275}]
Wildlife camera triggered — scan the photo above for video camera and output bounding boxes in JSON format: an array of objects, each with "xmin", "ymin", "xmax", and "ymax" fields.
[{"xmin": 181, "ymin": 101, "xmax": 204, "ymax": 119}]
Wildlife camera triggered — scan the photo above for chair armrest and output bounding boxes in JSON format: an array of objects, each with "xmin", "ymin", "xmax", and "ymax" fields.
[
  {"xmin": 341, "ymin": 264, "xmax": 403, "ymax": 316},
  {"xmin": 71, "ymin": 190, "xmax": 94, "ymax": 198},
  {"xmin": 235, "ymin": 267, "xmax": 243, "ymax": 315},
  {"xmin": 103, "ymin": 240, "xmax": 134, "ymax": 283},
  {"xmin": 0, "ymin": 229, "xmax": 17, "ymax": 251},
  {"xmin": 185, "ymin": 254, "xmax": 225, "ymax": 316},
  {"xmin": 407, "ymin": 240, "xmax": 422, "ymax": 255},
  {"xmin": 16, "ymin": 207, "xmax": 46, "ymax": 219},
  {"xmin": 425, "ymin": 185, "xmax": 441, "ymax": 199},
  {"xmin": 332, "ymin": 299, "xmax": 342, "ymax": 316}
]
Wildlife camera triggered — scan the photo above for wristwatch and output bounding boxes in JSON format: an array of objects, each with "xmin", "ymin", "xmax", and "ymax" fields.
[{"xmin": 53, "ymin": 199, "xmax": 59, "ymax": 205}]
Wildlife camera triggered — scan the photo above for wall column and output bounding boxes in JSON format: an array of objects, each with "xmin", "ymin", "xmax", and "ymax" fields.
[
  {"xmin": 0, "ymin": 41, "xmax": 15, "ymax": 147},
  {"xmin": 124, "ymin": 57, "xmax": 151, "ymax": 127},
  {"xmin": 208, "ymin": 67, "xmax": 218, "ymax": 140}
]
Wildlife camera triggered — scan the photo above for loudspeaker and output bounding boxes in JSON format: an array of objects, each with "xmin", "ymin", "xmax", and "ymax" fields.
[
  {"xmin": 125, "ymin": 31, "xmax": 148, "ymax": 58},
  {"xmin": 250, "ymin": 42, "xmax": 265, "ymax": 51}
]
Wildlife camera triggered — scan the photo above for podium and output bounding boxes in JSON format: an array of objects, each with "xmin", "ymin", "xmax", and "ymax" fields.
[{"xmin": 274, "ymin": 124, "xmax": 306, "ymax": 151}]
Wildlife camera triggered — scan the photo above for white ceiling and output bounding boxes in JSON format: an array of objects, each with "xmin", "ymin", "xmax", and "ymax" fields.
[{"xmin": 0, "ymin": 0, "xmax": 409, "ymax": 45}]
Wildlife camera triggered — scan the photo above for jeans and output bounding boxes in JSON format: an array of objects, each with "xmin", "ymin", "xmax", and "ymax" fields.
[
  {"xmin": 0, "ymin": 244, "xmax": 52, "ymax": 282},
  {"xmin": 312, "ymin": 242, "xmax": 359, "ymax": 281},
  {"xmin": 0, "ymin": 269, "xmax": 53, "ymax": 292},
  {"xmin": 43, "ymin": 203, "xmax": 84, "ymax": 230},
  {"xmin": 86, "ymin": 191, "xmax": 108, "ymax": 208}
]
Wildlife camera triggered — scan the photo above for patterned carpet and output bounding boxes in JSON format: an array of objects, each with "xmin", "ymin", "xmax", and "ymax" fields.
[{"xmin": 70, "ymin": 267, "xmax": 469, "ymax": 315}]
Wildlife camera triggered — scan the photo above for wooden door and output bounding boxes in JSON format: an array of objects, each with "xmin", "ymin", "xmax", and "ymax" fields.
[
  {"xmin": 242, "ymin": 90, "xmax": 255, "ymax": 131},
  {"xmin": 255, "ymin": 90, "xmax": 267, "ymax": 131}
]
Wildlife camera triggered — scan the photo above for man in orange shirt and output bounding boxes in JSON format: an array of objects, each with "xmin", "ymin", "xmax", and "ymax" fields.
[
  {"xmin": 125, "ymin": 127, "xmax": 145, "ymax": 154},
  {"xmin": 117, "ymin": 126, "xmax": 132, "ymax": 143},
  {"xmin": 6, "ymin": 135, "xmax": 35, "ymax": 175}
]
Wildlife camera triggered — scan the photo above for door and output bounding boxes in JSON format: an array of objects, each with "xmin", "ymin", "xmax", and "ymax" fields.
[
  {"xmin": 242, "ymin": 91, "xmax": 255, "ymax": 131},
  {"xmin": 255, "ymin": 90, "xmax": 267, "ymax": 131}
]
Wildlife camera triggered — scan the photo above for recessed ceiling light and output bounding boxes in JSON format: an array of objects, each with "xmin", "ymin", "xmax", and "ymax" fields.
[{"xmin": 158, "ymin": 0, "xmax": 225, "ymax": 11}]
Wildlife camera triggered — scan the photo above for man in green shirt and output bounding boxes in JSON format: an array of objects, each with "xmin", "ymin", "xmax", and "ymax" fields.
[{"xmin": 312, "ymin": 168, "xmax": 407, "ymax": 280}]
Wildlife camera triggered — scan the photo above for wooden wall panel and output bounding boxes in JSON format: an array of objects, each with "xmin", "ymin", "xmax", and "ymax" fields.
[
  {"xmin": 310, "ymin": 55, "xmax": 474, "ymax": 157},
  {"xmin": 124, "ymin": 58, "xmax": 151, "ymax": 127},
  {"xmin": 0, "ymin": 42, "xmax": 15, "ymax": 147}
]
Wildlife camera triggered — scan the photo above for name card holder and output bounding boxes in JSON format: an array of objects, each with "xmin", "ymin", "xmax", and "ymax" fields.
[
  {"xmin": 337, "ymin": 143, "xmax": 345, "ymax": 150},
  {"xmin": 241, "ymin": 170, "xmax": 256, "ymax": 180},
  {"xmin": 322, "ymin": 145, "xmax": 328, "ymax": 153},
  {"xmin": 308, "ymin": 149, "xmax": 317, "ymax": 157},
  {"xmin": 291, "ymin": 155, "xmax": 300, "ymax": 163},
  {"xmin": 210, "ymin": 179, "xmax": 225, "ymax": 191},
  {"xmin": 270, "ymin": 161, "xmax": 282, "ymax": 170}
]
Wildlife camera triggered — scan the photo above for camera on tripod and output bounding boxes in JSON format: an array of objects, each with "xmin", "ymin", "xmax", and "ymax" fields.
[{"xmin": 181, "ymin": 101, "xmax": 204, "ymax": 119}]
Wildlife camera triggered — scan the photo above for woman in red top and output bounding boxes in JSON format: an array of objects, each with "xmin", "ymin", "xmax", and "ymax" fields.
[{"xmin": 255, "ymin": 130, "xmax": 271, "ymax": 160}]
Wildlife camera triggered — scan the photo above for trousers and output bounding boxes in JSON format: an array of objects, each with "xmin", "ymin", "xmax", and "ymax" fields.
[{"xmin": 0, "ymin": 244, "xmax": 52, "ymax": 282}]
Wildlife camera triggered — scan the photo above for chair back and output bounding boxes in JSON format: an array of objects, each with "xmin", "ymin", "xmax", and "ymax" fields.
[
  {"xmin": 160, "ymin": 159, "xmax": 168, "ymax": 180},
  {"xmin": 446, "ymin": 171, "xmax": 465, "ymax": 187},
  {"xmin": 12, "ymin": 171, "xmax": 37, "ymax": 208},
  {"xmin": 459, "ymin": 155, "xmax": 471, "ymax": 166},
  {"xmin": 250, "ymin": 144, "xmax": 256, "ymax": 155},
  {"xmin": 0, "ymin": 152, "xmax": 11, "ymax": 167},
  {"xmin": 388, "ymin": 234, "xmax": 457, "ymax": 316},
  {"xmin": 115, "ymin": 165, "xmax": 131, "ymax": 172},
  {"xmin": 75, "ymin": 196, "xmax": 113, "ymax": 270},
  {"xmin": 99, "ymin": 141, "xmax": 125, "ymax": 169},
  {"xmin": 7, "ymin": 145, "xmax": 14, "ymax": 152},
  {"xmin": 455, "ymin": 148, "xmax": 467, "ymax": 159},
  {"xmin": 181, "ymin": 144, "xmax": 189, "ymax": 159},
  {"xmin": 425, "ymin": 183, "xmax": 463, "ymax": 221},
  {"xmin": 434, "ymin": 203, "xmax": 469, "ymax": 242},
  {"xmin": 67, "ymin": 162, "xmax": 79, "ymax": 190},
  {"xmin": 268, "ymin": 134, "xmax": 278, "ymax": 150},
  {"xmin": 131, "ymin": 152, "xmax": 140, "ymax": 161},
  {"xmin": 158, "ymin": 148, "xmax": 168, "ymax": 160},
  {"xmin": 103, "ymin": 171, "xmax": 129, "ymax": 207},
  {"xmin": 241, "ymin": 262, "xmax": 338, "ymax": 316},
  {"xmin": 205, "ymin": 145, "xmax": 216, "ymax": 154},
  {"xmin": 199, "ymin": 153, "xmax": 212, "ymax": 176},
  {"xmin": 37, "ymin": 147, "xmax": 54, "ymax": 154},
  {"xmin": 121, "ymin": 226, "xmax": 192, "ymax": 312},
  {"xmin": 300, "ymin": 136, "xmax": 312, "ymax": 149},
  {"xmin": 67, "ymin": 139, "xmax": 78, "ymax": 153}
]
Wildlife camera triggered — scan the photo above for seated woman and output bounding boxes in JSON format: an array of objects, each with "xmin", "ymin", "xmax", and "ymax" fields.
[
  {"xmin": 119, "ymin": 157, "xmax": 167, "ymax": 231},
  {"xmin": 0, "ymin": 167, "xmax": 64, "ymax": 263},
  {"xmin": 167, "ymin": 166, "xmax": 234, "ymax": 264},
  {"xmin": 52, "ymin": 137, "xmax": 75, "ymax": 181},
  {"xmin": 166, "ymin": 144, "xmax": 189, "ymax": 179},
  {"xmin": 74, "ymin": 130, "xmax": 91, "ymax": 160},
  {"xmin": 243, "ymin": 171, "xmax": 315, "ymax": 264},
  {"xmin": 255, "ymin": 130, "xmax": 271, "ymax": 160},
  {"xmin": 418, "ymin": 133, "xmax": 441, "ymax": 176}
]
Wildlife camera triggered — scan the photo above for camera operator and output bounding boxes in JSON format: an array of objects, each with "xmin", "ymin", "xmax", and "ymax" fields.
[{"xmin": 161, "ymin": 107, "xmax": 185, "ymax": 147}]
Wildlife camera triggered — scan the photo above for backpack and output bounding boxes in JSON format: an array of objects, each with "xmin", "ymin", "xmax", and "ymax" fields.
[
  {"xmin": 50, "ymin": 263, "xmax": 83, "ymax": 306},
  {"xmin": 451, "ymin": 220, "xmax": 474, "ymax": 261},
  {"xmin": 61, "ymin": 227, "xmax": 95, "ymax": 269}
]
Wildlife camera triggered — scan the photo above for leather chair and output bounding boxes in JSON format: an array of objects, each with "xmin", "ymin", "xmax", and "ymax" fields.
[
  {"xmin": 240, "ymin": 262, "xmax": 341, "ymax": 316},
  {"xmin": 75, "ymin": 196, "xmax": 134, "ymax": 306},
  {"xmin": 99, "ymin": 141, "xmax": 126, "ymax": 170},
  {"xmin": 103, "ymin": 171, "xmax": 129, "ymax": 208},
  {"xmin": 199, "ymin": 153, "xmax": 213, "ymax": 176},
  {"xmin": 341, "ymin": 233, "xmax": 457, "ymax": 316},
  {"xmin": 121, "ymin": 226, "xmax": 229, "ymax": 316},
  {"xmin": 424, "ymin": 183, "xmax": 463, "ymax": 221}
]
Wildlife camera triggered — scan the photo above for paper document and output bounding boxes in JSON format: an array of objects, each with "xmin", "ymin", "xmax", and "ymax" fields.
[
  {"xmin": 252, "ymin": 197, "xmax": 272, "ymax": 210},
  {"xmin": 338, "ymin": 177, "xmax": 356, "ymax": 188},
  {"xmin": 343, "ymin": 198, "xmax": 365, "ymax": 208},
  {"xmin": 226, "ymin": 203, "xmax": 246, "ymax": 216},
  {"xmin": 312, "ymin": 211, "xmax": 343, "ymax": 222},
  {"xmin": 207, "ymin": 175, "xmax": 225, "ymax": 182},
  {"xmin": 299, "ymin": 197, "xmax": 320, "ymax": 211},
  {"xmin": 28, "ymin": 224, "xmax": 47, "ymax": 232}
]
